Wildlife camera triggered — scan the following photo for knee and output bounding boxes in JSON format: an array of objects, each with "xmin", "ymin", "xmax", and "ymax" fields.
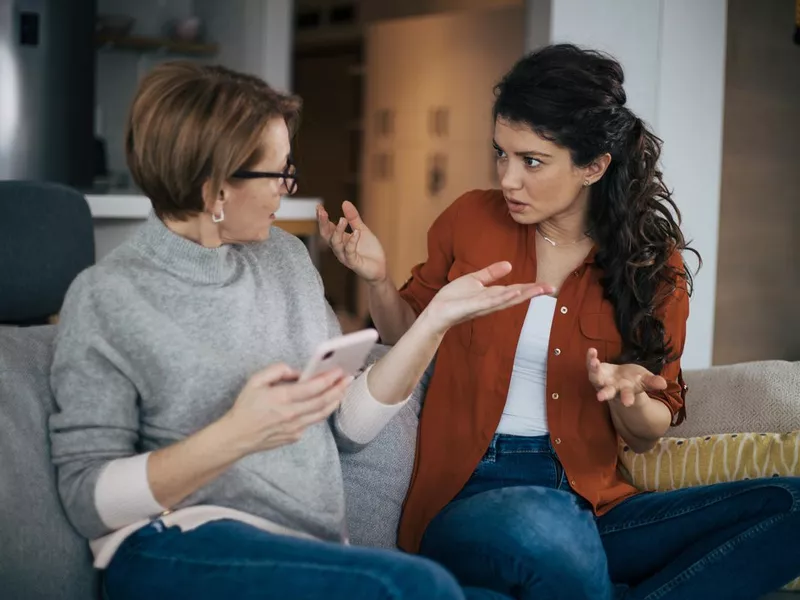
[
  {"xmin": 768, "ymin": 477, "xmax": 800, "ymax": 514},
  {"xmin": 389, "ymin": 554, "xmax": 463, "ymax": 600},
  {"xmin": 423, "ymin": 487, "xmax": 612, "ymax": 597},
  {"xmin": 515, "ymin": 534, "xmax": 606, "ymax": 586}
]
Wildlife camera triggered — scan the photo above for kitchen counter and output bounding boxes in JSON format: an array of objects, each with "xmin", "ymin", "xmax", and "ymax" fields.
[
  {"xmin": 85, "ymin": 192, "xmax": 321, "ymax": 222},
  {"xmin": 85, "ymin": 191, "xmax": 323, "ymax": 262}
]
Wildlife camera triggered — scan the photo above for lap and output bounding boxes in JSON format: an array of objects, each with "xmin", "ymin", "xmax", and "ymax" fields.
[
  {"xmin": 421, "ymin": 486, "xmax": 613, "ymax": 600},
  {"xmin": 105, "ymin": 519, "xmax": 461, "ymax": 600},
  {"xmin": 423, "ymin": 485, "xmax": 597, "ymax": 552}
]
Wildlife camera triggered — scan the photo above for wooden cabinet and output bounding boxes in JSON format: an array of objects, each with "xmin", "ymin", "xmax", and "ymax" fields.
[{"xmin": 359, "ymin": 5, "xmax": 524, "ymax": 315}]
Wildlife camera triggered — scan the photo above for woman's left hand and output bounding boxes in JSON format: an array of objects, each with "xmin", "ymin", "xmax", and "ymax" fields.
[{"xmin": 586, "ymin": 348, "xmax": 667, "ymax": 407}]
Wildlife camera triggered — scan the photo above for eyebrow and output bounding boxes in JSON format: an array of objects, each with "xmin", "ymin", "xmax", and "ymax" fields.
[{"xmin": 492, "ymin": 140, "xmax": 552, "ymax": 159}]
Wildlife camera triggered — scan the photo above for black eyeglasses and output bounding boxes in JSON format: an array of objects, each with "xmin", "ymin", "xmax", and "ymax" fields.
[{"xmin": 231, "ymin": 158, "xmax": 298, "ymax": 195}]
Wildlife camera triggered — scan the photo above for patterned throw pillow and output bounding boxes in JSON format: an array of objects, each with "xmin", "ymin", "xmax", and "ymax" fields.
[
  {"xmin": 618, "ymin": 431, "xmax": 800, "ymax": 592},
  {"xmin": 618, "ymin": 431, "xmax": 800, "ymax": 491}
]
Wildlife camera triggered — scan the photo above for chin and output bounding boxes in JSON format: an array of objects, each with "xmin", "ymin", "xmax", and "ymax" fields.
[{"xmin": 508, "ymin": 210, "xmax": 539, "ymax": 226}]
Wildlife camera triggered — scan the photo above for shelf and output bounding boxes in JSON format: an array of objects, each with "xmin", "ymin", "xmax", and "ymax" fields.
[{"xmin": 95, "ymin": 33, "xmax": 219, "ymax": 56}]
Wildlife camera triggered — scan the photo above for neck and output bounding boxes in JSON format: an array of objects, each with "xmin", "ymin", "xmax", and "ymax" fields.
[
  {"xmin": 537, "ymin": 190, "xmax": 590, "ymax": 245},
  {"xmin": 164, "ymin": 214, "xmax": 224, "ymax": 248}
]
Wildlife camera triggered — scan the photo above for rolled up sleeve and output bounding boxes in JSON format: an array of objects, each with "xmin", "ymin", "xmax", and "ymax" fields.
[{"xmin": 648, "ymin": 256, "xmax": 691, "ymax": 426}]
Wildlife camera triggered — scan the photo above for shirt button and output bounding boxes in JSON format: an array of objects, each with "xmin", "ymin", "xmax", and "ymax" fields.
[
  {"xmin": 554, "ymin": 438, "xmax": 562, "ymax": 444},
  {"xmin": 554, "ymin": 348, "xmax": 561, "ymax": 356},
  {"xmin": 560, "ymin": 306, "xmax": 568, "ymax": 314},
  {"xmin": 551, "ymin": 392, "xmax": 559, "ymax": 400}
]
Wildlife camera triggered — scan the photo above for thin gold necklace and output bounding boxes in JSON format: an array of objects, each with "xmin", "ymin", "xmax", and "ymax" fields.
[{"xmin": 536, "ymin": 226, "xmax": 587, "ymax": 247}]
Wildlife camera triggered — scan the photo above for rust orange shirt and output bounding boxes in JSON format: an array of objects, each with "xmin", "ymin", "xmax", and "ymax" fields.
[{"xmin": 397, "ymin": 189, "xmax": 689, "ymax": 553}]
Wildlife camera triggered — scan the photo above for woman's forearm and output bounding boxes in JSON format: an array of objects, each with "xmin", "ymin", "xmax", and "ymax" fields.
[
  {"xmin": 367, "ymin": 277, "xmax": 418, "ymax": 345},
  {"xmin": 366, "ymin": 310, "xmax": 443, "ymax": 406},
  {"xmin": 147, "ymin": 416, "xmax": 247, "ymax": 509},
  {"xmin": 609, "ymin": 392, "xmax": 672, "ymax": 453}
]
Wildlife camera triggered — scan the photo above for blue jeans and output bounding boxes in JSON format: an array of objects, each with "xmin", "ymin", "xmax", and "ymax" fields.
[
  {"xmin": 103, "ymin": 518, "xmax": 511, "ymax": 600},
  {"xmin": 420, "ymin": 434, "xmax": 800, "ymax": 600}
]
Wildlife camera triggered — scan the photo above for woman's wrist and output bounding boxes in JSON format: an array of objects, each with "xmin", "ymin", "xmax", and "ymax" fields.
[
  {"xmin": 365, "ymin": 270, "xmax": 391, "ymax": 288},
  {"xmin": 209, "ymin": 413, "xmax": 256, "ymax": 463},
  {"xmin": 414, "ymin": 306, "xmax": 449, "ymax": 339}
]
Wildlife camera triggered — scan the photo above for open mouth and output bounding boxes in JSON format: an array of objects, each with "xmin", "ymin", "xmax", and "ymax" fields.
[{"xmin": 505, "ymin": 197, "xmax": 528, "ymax": 213}]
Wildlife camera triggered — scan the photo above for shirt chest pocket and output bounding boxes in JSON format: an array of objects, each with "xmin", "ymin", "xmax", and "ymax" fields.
[
  {"xmin": 578, "ymin": 312, "xmax": 623, "ymax": 364},
  {"xmin": 446, "ymin": 260, "xmax": 492, "ymax": 355}
]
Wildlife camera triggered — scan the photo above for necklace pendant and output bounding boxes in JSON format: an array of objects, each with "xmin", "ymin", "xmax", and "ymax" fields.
[{"xmin": 541, "ymin": 234, "xmax": 558, "ymax": 247}]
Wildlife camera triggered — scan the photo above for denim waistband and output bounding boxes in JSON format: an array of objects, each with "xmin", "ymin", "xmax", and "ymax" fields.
[{"xmin": 487, "ymin": 433, "xmax": 553, "ymax": 455}]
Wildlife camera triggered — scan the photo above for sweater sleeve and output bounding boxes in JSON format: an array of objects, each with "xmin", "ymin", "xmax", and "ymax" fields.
[
  {"xmin": 49, "ymin": 271, "xmax": 165, "ymax": 540},
  {"xmin": 332, "ymin": 364, "xmax": 410, "ymax": 451}
]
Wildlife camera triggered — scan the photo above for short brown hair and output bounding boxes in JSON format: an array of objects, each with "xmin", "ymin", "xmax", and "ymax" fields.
[{"xmin": 125, "ymin": 61, "xmax": 301, "ymax": 220}]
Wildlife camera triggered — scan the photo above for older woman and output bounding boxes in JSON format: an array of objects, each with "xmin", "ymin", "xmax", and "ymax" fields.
[
  {"xmin": 321, "ymin": 44, "xmax": 800, "ymax": 599},
  {"xmin": 48, "ymin": 62, "xmax": 547, "ymax": 600}
]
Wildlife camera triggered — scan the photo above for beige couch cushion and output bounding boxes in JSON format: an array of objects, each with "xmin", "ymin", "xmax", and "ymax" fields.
[{"xmin": 674, "ymin": 361, "xmax": 800, "ymax": 438}]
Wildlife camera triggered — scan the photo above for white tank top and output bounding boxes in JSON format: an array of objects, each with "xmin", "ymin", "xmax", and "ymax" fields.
[{"xmin": 495, "ymin": 294, "xmax": 556, "ymax": 436}]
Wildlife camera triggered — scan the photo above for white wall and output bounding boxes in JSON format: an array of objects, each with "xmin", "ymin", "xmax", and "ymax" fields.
[
  {"xmin": 193, "ymin": 0, "xmax": 292, "ymax": 91},
  {"xmin": 525, "ymin": 0, "xmax": 728, "ymax": 370}
]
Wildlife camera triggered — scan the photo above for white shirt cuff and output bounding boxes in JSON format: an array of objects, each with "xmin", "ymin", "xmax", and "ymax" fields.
[
  {"xmin": 335, "ymin": 364, "xmax": 410, "ymax": 445},
  {"xmin": 94, "ymin": 452, "xmax": 166, "ymax": 530}
]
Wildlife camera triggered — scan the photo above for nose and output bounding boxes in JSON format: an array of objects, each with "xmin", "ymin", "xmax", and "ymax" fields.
[{"xmin": 499, "ymin": 161, "xmax": 523, "ymax": 192}]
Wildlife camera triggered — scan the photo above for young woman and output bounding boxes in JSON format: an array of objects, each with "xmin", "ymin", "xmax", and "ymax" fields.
[{"xmin": 321, "ymin": 44, "xmax": 800, "ymax": 599}]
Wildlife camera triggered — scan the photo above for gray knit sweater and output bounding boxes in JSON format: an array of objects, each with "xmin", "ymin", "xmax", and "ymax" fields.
[{"xmin": 49, "ymin": 213, "xmax": 403, "ymax": 553}]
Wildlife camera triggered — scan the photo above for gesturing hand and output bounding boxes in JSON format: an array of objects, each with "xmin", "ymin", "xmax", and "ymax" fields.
[
  {"xmin": 424, "ymin": 261, "xmax": 555, "ymax": 333},
  {"xmin": 586, "ymin": 348, "xmax": 667, "ymax": 407},
  {"xmin": 317, "ymin": 201, "xmax": 388, "ymax": 285}
]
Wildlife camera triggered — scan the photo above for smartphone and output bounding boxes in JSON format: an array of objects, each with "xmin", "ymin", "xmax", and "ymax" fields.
[{"xmin": 298, "ymin": 328, "xmax": 379, "ymax": 382}]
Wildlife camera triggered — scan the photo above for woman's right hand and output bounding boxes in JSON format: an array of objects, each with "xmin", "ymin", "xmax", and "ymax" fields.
[
  {"xmin": 223, "ymin": 364, "xmax": 351, "ymax": 455},
  {"xmin": 421, "ymin": 261, "xmax": 555, "ymax": 334},
  {"xmin": 317, "ymin": 201, "xmax": 388, "ymax": 285}
]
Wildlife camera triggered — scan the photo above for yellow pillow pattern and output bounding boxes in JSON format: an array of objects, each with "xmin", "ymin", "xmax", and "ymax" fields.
[{"xmin": 618, "ymin": 431, "xmax": 800, "ymax": 592}]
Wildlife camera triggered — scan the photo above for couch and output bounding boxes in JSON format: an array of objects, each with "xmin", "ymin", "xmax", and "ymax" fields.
[{"xmin": 1, "ymin": 324, "xmax": 797, "ymax": 599}]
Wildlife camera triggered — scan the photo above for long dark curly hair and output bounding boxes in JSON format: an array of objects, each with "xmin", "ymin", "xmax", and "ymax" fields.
[{"xmin": 493, "ymin": 44, "xmax": 700, "ymax": 374}]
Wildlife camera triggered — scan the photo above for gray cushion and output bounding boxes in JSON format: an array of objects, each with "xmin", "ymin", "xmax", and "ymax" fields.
[
  {"xmin": 675, "ymin": 361, "xmax": 800, "ymax": 438},
  {"xmin": 0, "ymin": 325, "xmax": 98, "ymax": 600},
  {"xmin": 340, "ymin": 345, "xmax": 431, "ymax": 549}
]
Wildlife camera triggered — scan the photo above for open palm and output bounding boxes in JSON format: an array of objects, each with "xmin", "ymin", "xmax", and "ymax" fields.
[
  {"xmin": 426, "ymin": 262, "xmax": 554, "ymax": 332},
  {"xmin": 317, "ymin": 201, "xmax": 387, "ymax": 284},
  {"xmin": 586, "ymin": 348, "xmax": 667, "ymax": 407}
]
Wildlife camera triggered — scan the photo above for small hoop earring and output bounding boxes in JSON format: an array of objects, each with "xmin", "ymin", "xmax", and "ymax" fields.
[
  {"xmin": 583, "ymin": 181, "xmax": 591, "ymax": 187},
  {"xmin": 212, "ymin": 208, "xmax": 225, "ymax": 223}
]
